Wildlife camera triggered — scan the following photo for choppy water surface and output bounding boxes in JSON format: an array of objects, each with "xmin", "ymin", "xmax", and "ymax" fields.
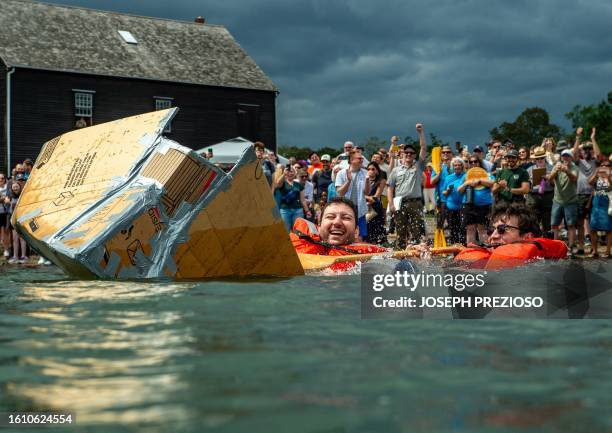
[{"xmin": 1, "ymin": 264, "xmax": 611, "ymax": 433}]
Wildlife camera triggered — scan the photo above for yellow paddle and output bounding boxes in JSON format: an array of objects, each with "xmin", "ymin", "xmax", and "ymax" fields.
[
  {"xmin": 298, "ymin": 247, "xmax": 461, "ymax": 272},
  {"xmin": 431, "ymin": 147, "xmax": 447, "ymax": 249}
]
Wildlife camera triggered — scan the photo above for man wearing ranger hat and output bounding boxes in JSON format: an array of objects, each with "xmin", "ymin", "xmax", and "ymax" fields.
[{"xmin": 492, "ymin": 148, "xmax": 530, "ymax": 204}]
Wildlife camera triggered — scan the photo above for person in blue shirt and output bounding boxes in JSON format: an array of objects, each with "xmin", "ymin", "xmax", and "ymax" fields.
[
  {"xmin": 431, "ymin": 145, "xmax": 453, "ymax": 232},
  {"xmin": 458, "ymin": 156, "xmax": 495, "ymax": 245},
  {"xmin": 441, "ymin": 157, "xmax": 467, "ymax": 245}
]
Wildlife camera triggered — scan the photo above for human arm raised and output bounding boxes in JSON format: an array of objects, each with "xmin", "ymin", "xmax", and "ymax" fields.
[
  {"xmin": 416, "ymin": 124, "xmax": 427, "ymax": 161},
  {"xmin": 591, "ymin": 127, "xmax": 601, "ymax": 158},
  {"xmin": 572, "ymin": 127, "xmax": 583, "ymax": 160}
]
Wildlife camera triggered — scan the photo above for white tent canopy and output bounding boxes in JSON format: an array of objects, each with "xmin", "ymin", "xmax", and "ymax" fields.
[{"xmin": 195, "ymin": 137, "xmax": 288, "ymax": 165}]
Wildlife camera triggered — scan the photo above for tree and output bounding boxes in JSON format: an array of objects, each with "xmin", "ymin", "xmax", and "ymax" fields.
[
  {"xmin": 565, "ymin": 91, "xmax": 612, "ymax": 155},
  {"xmin": 277, "ymin": 145, "xmax": 314, "ymax": 161},
  {"xmin": 489, "ymin": 107, "xmax": 562, "ymax": 149},
  {"xmin": 277, "ymin": 145, "xmax": 341, "ymax": 160},
  {"xmin": 359, "ymin": 137, "xmax": 388, "ymax": 158}
]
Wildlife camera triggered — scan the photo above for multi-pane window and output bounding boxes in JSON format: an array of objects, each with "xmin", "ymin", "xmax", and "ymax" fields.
[
  {"xmin": 74, "ymin": 92, "xmax": 93, "ymax": 118},
  {"xmin": 155, "ymin": 98, "xmax": 172, "ymax": 111},
  {"xmin": 154, "ymin": 97, "xmax": 173, "ymax": 133}
]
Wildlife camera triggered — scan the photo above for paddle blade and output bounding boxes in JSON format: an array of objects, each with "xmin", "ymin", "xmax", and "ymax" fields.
[
  {"xmin": 434, "ymin": 228, "xmax": 447, "ymax": 249},
  {"xmin": 432, "ymin": 147, "xmax": 441, "ymax": 173}
]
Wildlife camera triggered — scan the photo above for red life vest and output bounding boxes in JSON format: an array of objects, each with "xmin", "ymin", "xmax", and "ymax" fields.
[
  {"xmin": 290, "ymin": 218, "xmax": 387, "ymax": 271},
  {"xmin": 454, "ymin": 238, "xmax": 567, "ymax": 269}
]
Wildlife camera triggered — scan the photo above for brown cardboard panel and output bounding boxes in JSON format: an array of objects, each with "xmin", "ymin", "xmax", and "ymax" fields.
[
  {"xmin": 102, "ymin": 208, "xmax": 160, "ymax": 277},
  {"xmin": 176, "ymin": 156, "xmax": 303, "ymax": 278},
  {"xmin": 142, "ymin": 149, "xmax": 218, "ymax": 216},
  {"xmin": 14, "ymin": 110, "xmax": 172, "ymax": 242}
]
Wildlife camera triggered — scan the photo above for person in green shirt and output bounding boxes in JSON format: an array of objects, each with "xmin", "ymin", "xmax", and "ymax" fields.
[
  {"xmin": 492, "ymin": 149, "xmax": 530, "ymax": 204},
  {"xmin": 549, "ymin": 149, "xmax": 579, "ymax": 249}
]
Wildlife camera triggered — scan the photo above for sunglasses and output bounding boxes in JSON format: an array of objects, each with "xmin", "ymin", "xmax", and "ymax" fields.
[
  {"xmin": 487, "ymin": 223, "xmax": 520, "ymax": 236},
  {"xmin": 469, "ymin": 160, "xmax": 479, "ymax": 164},
  {"xmin": 441, "ymin": 151, "xmax": 452, "ymax": 154},
  {"xmin": 299, "ymin": 176, "xmax": 308, "ymax": 179}
]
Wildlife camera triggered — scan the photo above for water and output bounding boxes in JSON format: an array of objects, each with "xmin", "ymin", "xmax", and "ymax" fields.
[{"xmin": 1, "ymin": 264, "xmax": 611, "ymax": 433}]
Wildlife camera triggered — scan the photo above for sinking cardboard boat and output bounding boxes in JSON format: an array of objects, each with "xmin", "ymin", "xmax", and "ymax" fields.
[{"xmin": 12, "ymin": 109, "xmax": 304, "ymax": 279}]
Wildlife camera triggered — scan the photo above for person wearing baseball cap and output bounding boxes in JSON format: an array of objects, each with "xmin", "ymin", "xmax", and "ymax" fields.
[
  {"xmin": 492, "ymin": 148, "xmax": 530, "ymax": 204},
  {"xmin": 549, "ymin": 145, "xmax": 579, "ymax": 252},
  {"xmin": 311, "ymin": 155, "xmax": 333, "ymax": 203},
  {"xmin": 472, "ymin": 145, "xmax": 493, "ymax": 172}
]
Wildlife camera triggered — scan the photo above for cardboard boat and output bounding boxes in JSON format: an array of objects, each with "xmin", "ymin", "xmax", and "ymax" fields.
[{"xmin": 12, "ymin": 109, "xmax": 304, "ymax": 279}]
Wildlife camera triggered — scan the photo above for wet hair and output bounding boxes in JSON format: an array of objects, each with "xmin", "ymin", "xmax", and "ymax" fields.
[
  {"xmin": 489, "ymin": 202, "xmax": 541, "ymax": 237},
  {"xmin": 322, "ymin": 197, "xmax": 357, "ymax": 222}
]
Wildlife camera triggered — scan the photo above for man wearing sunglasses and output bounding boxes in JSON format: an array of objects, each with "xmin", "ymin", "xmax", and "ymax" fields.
[
  {"xmin": 387, "ymin": 123, "xmax": 428, "ymax": 248},
  {"xmin": 430, "ymin": 145, "xmax": 454, "ymax": 234},
  {"xmin": 492, "ymin": 149, "xmax": 530, "ymax": 204},
  {"xmin": 454, "ymin": 202, "xmax": 568, "ymax": 268}
]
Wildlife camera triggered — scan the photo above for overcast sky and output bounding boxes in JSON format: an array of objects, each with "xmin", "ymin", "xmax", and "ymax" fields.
[{"xmin": 45, "ymin": 0, "xmax": 612, "ymax": 149}]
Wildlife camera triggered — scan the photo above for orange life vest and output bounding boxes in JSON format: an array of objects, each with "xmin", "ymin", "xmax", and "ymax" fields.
[
  {"xmin": 454, "ymin": 238, "xmax": 567, "ymax": 269},
  {"xmin": 290, "ymin": 218, "xmax": 386, "ymax": 271}
]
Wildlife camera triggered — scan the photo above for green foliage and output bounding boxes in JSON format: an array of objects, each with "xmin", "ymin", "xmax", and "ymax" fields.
[
  {"xmin": 359, "ymin": 137, "xmax": 388, "ymax": 158},
  {"xmin": 276, "ymin": 145, "xmax": 312, "ymax": 161},
  {"xmin": 277, "ymin": 145, "xmax": 341, "ymax": 161},
  {"xmin": 489, "ymin": 107, "xmax": 562, "ymax": 149},
  {"xmin": 565, "ymin": 91, "xmax": 612, "ymax": 155}
]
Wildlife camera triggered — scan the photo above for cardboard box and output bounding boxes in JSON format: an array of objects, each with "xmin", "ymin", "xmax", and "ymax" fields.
[{"xmin": 13, "ymin": 109, "xmax": 304, "ymax": 279}]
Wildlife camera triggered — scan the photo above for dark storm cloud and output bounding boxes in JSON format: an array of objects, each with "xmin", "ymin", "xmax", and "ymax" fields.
[{"xmin": 44, "ymin": 0, "xmax": 612, "ymax": 149}]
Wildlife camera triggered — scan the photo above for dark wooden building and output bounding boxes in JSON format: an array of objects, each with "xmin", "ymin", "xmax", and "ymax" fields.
[{"xmin": 0, "ymin": 0, "xmax": 278, "ymax": 174}]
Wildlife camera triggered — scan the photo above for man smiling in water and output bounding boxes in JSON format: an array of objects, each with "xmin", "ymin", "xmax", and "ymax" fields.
[
  {"xmin": 318, "ymin": 198, "xmax": 360, "ymax": 245},
  {"xmin": 290, "ymin": 197, "xmax": 386, "ymax": 257}
]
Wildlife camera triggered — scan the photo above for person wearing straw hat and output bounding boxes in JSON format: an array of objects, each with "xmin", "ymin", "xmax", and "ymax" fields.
[{"xmin": 526, "ymin": 146, "xmax": 554, "ymax": 237}]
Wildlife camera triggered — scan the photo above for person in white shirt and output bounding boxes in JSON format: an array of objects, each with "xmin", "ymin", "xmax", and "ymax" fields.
[{"xmin": 335, "ymin": 150, "xmax": 369, "ymax": 240}]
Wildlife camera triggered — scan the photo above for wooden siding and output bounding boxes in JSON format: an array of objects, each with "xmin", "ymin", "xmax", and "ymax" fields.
[{"xmin": 6, "ymin": 68, "xmax": 277, "ymax": 169}]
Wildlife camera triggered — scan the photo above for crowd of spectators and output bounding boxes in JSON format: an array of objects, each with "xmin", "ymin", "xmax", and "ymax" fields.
[
  {"xmin": 256, "ymin": 125, "xmax": 612, "ymax": 258},
  {"xmin": 3, "ymin": 127, "xmax": 611, "ymax": 265},
  {"xmin": 0, "ymin": 158, "xmax": 51, "ymax": 264}
]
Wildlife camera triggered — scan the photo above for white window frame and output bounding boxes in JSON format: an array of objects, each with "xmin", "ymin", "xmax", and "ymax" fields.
[
  {"xmin": 73, "ymin": 90, "xmax": 95, "ymax": 119},
  {"xmin": 154, "ymin": 97, "xmax": 173, "ymax": 133}
]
